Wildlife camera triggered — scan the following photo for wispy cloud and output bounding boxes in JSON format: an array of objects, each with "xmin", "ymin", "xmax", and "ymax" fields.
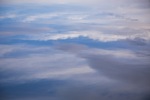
[
  {"xmin": 0, "ymin": 44, "xmax": 94, "ymax": 83},
  {"xmin": 0, "ymin": 14, "xmax": 17, "ymax": 19},
  {"xmin": 22, "ymin": 13, "xmax": 60, "ymax": 22},
  {"xmin": 24, "ymin": 30, "xmax": 150, "ymax": 42}
]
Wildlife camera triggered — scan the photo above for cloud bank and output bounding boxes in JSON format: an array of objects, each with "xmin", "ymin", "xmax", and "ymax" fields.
[{"xmin": 0, "ymin": 0, "xmax": 150, "ymax": 100}]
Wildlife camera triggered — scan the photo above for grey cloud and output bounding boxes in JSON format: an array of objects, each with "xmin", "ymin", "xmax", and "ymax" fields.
[
  {"xmin": 126, "ymin": 38, "xmax": 150, "ymax": 58},
  {"xmin": 54, "ymin": 82, "xmax": 148, "ymax": 100},
  {"xmin": 55, "ymin": 43, "xmax": 88, "ymax": 53},
  {"xmin": 0, "ymin": 23, "xmax": 52, "ymax": 36},
  {"xmin": 129, "ymin": 0, "xmax": 150, "ymax": 9},
  {"xmin": 0, "ymin": 45, "xmax": 88, "ymax": 83},
  {"xmin": 127, "ymin": 38, "xmax": 149, "ymax": 47},
  {"xmin": 57, "ymin": 43, "xmax": 150, "ymax": 91},
  {"xmin": 81, "ymin": 54, "xmax": 150, "ymax": 88}
]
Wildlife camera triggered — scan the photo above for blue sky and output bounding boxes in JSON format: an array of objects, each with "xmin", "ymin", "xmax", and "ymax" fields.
[{"xmin": 0, "ymin": 0, "xmax": 150, "ymax": 100}]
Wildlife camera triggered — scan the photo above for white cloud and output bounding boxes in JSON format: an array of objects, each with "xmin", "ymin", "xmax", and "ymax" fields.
[
  {"xmin": 25, "ymin": 30, "xmax": 150, "ymax": 42},
  {"xmin": 0, "ymin": 14, "xmax": 17, "ymax": 19},
  {"xmin": 22, "ymin": 13, "xmax": 60, "ymax": 22}
]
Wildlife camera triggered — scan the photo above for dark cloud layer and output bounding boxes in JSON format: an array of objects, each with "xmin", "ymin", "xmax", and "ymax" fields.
[
  {"xmin": 81, "ymin": 54, "xmax": 150, "ymax": 89},
  {"xmin": 56, "ymin": 43, "xmax": 150, "ymax": 100},
  {"xmin": 55, "ymin": 84, "xmax": 149, "ymax": 100},
  {"xmin": 1, "ymin": 78, "xmax": 149, "ymax": 100}
]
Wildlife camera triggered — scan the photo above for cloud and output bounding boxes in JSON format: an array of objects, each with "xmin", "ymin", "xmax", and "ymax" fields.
[
  {"xmin": 0, "ymin": 0, "xmax": 117, "ymax": 5},
  {"xmin": 0, "ymin": 14, "xmax": 17, "ymax": 19},
  {"xmin": 25, "ymin": 30, "xmax": 150, "ymax": 42},
  {"xmin": 0, "ymin": 1, "xmax": 150, "ymax": 100},
  {"xmin": 22, "ymin": 13, "xmax": 60, "ymax": 22},
  {"xmin": 0, "ymin": 44, "xmax": 94, "ymax": 83},
  {"xmin": 0, "ymin": 22, "xmax": 53, "ymax": 36},
  {"xmin": 0, "ymin": 3, "xmax": 149, "ymax": 41},
  {"xmin": 55, "ymin": 84, "xmax": 147, "ymax": 100},
  {"xmin": 56, "ymin": 43, "xmax": 150, "ymax": 92},
  {"xmin": 82, "ymin": 54, "xmax": 150, "ymax": 87},
  {"xmin": 1, "ymin": 0, "xmax": 149, "ymax": 6}
]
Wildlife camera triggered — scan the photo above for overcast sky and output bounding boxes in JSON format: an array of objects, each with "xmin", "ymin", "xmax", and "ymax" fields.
[{"xmin": 0, "ymin": 0, "xmax": 150, "ymax": 100}]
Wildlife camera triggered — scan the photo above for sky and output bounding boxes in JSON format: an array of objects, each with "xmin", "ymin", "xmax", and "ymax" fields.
[{"xmin": 0, "ymin": 0, "xmax": 150, "ymax": 100}]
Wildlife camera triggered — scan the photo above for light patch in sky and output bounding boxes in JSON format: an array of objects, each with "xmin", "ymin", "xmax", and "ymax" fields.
[{"xmin": 24, "ymin": 31, "xmax": 150, "ymax": 42}]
